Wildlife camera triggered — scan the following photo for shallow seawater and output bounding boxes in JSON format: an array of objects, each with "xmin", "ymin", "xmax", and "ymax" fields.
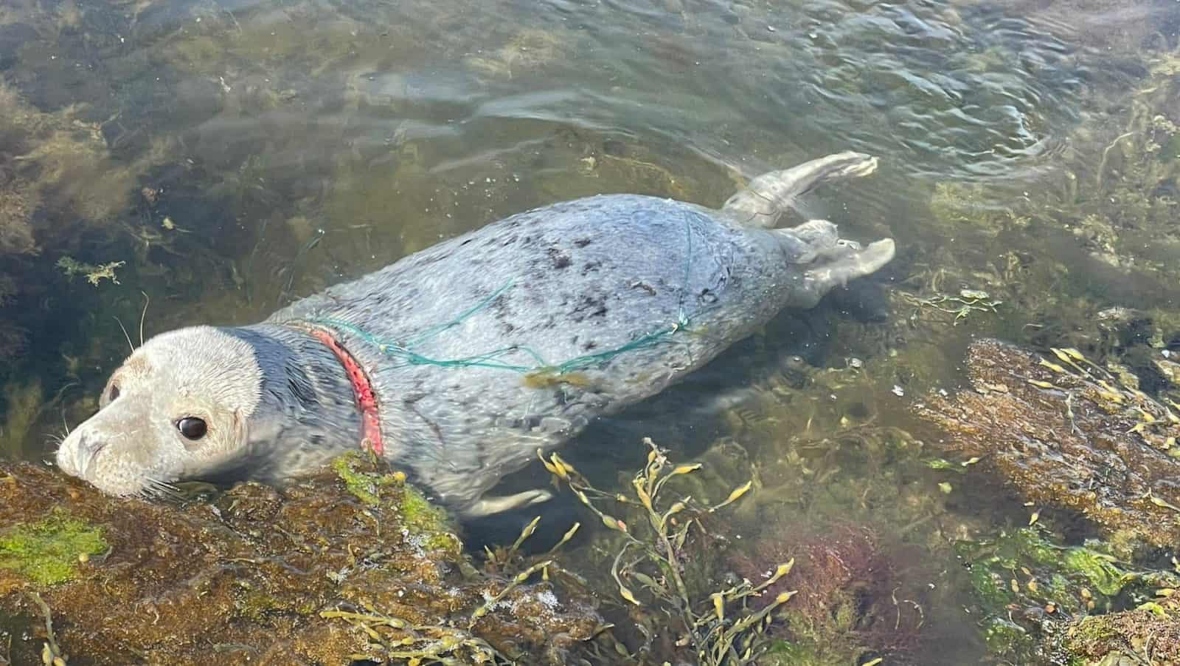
[{"xmin": 1, "ymin": 0, "xmax": 1178, "ymax": 662}]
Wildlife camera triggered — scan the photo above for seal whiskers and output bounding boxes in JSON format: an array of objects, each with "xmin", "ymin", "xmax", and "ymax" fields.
[{"xmin": 140, "ymin": 477, "xmax": 184, "ymax": 502}]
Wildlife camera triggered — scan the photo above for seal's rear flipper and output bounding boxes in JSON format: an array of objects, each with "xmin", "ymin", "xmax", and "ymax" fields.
[
  {"xmin": 721, "ymin": 151, "xmax": 879, "ymax": 229},
  {"xmin": 803, "ymin": 238, "xmax": 896, "ymax": 294},
  {"xmin": 463, "ymin": 488, "xmax": 554, "ymax": 518}
]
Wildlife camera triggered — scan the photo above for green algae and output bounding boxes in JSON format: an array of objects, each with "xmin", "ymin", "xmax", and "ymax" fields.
[
  {"xmin": 331, "ymin": 451, "xmax": 458, "ymax": 552},
  {"xmin": 984, "ymin": 618, "xmax": 1033, "ymax": 655},
  {"xmin": 331, "ymin": 451, "xmax": 398, "ymax": 507},
  {"xmin": 1062, "ymin": 549, "xmax": 1127, "ymax": 597},
  {"xmin": 956, "ymin": 527, "xmax": 1131, "ymax": 615},
  {"xmin": 966, "ymin": 555, "xmax": 1012, "ymax": 609},
  {"xmin": 399, "ymin": 483, "xmax": 457, "ymax": 551},
  {"xmin": 954, "ymin": 520, "xmax": 1180, "ymax": 662},
  {"xmin": 0, "ymin": 510, "xmax": 106, "ymax": 587}
]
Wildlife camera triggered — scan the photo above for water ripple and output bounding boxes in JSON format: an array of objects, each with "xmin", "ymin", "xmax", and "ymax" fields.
[{"xmin": 525, "ymin": 0, "xmax": 1115, "ymax": 182}]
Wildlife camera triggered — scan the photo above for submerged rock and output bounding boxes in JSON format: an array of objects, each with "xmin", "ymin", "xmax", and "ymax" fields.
[
  {"xmin": 915, "ymin": 338, "xmax": 1180, "ymax": 547},
  {"xmin": 1056, "ymin": 608, "xmax": 1180, "ymax": 664},
  {"xmin": 0, "ymin": 453, "xmax": 601, "ymax": 665}
]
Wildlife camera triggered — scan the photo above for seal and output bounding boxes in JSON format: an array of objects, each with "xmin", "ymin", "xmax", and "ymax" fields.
[{"xmin": 55, "ymin": 151, "xmax": 896, "ymax": 518}]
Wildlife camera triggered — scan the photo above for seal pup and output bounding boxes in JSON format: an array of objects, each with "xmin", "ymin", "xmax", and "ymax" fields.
[{"xmin": 56, "ymin": 151, "xmax": 895, "ymax": 518}]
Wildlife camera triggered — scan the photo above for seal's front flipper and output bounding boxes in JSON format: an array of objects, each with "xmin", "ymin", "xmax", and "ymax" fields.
[
  {"xmin": 722, "ymin": 152, "xmax": 879, "ymax": 229},
  {"xmin": 463, "ymin": 489, "xmax": 554, "ymax": 518}
]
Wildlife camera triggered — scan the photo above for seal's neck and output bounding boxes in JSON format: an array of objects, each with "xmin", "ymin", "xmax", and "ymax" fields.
[
  {"xmin": 219, "ymin": 324, "xmax": 366, "ymax": 482},
  {"xmin": 301, "ymin": 326, "xmax": 384, "ymax": 455}
]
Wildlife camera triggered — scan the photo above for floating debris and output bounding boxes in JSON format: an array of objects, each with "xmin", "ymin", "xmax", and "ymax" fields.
[
  {"xmin": 55, "ymin": 257, "xmax": 125, "ymax": 287},
  {"xmin": 898, "ymin": 288, "xmax": 1002, "ymax": 326}
]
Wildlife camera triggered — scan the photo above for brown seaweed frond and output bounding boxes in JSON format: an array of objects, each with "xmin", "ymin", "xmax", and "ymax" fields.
[
  {"xmin": 540, "ymin": 438, "xmax": 792, "ymax": 665},
  {"xmin": 320, "ymin": 603, "xmax": 513, "ymax": 665},
  {"xmin": 27, "ymin": 592, "xmax": 67, "ymax": 666}
]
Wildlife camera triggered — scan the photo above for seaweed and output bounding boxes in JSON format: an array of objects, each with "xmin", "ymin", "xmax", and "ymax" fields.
[
  {"xmin": 540, "ymin": 438, "xmax": 791, "ymax": 665},
  {"xmin": 331, "ymin": 452, "xmax": 459, "ymax": 553},
  {"xmin": 953, "ymin": 522, "xmax": 1180, "ymax": 662},
  {"xmin": 0, "ymin": 380, "xmax": 42, "ymax": 459},
  {"xmin": 731, "ymin": 522, "xmax": 926, "ymax": 664},
  {"xmin": 916, "ymin": 338, "xmax": 1180, "ymax": 547},
  {"xmin": 55, "ymin": 257, "xmax": 125, "ymax": 286},
  {"xmin": 1058, "ymin": 608, "xmax": 1180, "ymax": 664}
]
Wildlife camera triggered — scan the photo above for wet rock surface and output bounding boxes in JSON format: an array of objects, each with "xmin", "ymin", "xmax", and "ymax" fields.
[{"xmin": 0, "ymin": 453, "xmax": 601, "ymax": 665}]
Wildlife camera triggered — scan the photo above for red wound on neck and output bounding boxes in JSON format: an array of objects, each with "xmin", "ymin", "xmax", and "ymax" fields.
[{"xmin": 306, "ymin": 328, "xmax": 384, "ymax": 456}]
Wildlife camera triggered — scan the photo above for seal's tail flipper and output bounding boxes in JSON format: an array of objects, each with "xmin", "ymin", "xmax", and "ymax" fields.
[{"xmin": 721, "ymin": 151, "xmax": 879, "ymax": 229}]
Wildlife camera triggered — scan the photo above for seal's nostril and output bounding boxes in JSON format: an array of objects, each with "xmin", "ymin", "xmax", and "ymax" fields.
[
  {"xmin": 74, "ymin": 433, "xmax": 107, "ymax": 478},
  {"xmin": 81, "ymin": 432, "xmax": 104, "ymax": 454}
]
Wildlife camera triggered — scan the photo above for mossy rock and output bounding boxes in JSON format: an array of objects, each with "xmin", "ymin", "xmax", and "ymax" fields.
[
  {"xmin": 331, "ymin": 451, "xmax": 460, "ymax": 553},
  {"xmin": 1057, "ymin": 609, "xmax": 1180, "ymax": 664},
  {"xmin": 0, "ymin": 455, "xmax": 602, "ymax": 665},
  {"xmin": 0, "ymin": 508, "xmax": 107, "ymax": 589},
  {"xmin": 953, "ymin": 522, "xmax": 1180, "ymax": 663}
]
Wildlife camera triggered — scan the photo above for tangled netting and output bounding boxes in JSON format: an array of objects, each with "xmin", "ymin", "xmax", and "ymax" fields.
[{"xmin": 304, "ymin": 217, "xmax": 706, "ymax": 376}]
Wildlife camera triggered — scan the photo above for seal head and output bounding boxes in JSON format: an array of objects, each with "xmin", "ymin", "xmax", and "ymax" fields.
[
  {"xmin": 55, "ymin": 324, "xmax": 363, "ymax": 497},
  {"xmin": 56, "ymin": 327, "xmax": 263, "ymax": 497}
]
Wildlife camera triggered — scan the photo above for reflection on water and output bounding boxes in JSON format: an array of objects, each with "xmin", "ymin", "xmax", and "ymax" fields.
[{"xmin": 0, "ymin": 0, "xmax": 1178, "ymax": 662}]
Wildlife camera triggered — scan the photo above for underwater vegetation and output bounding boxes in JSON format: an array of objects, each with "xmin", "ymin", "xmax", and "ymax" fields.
[
  {"xmin": 907, "ymin": 336, "xmax": 1180, "ymax": 663},
  {"xmin": 730, "ymin": 521, "xmax": 928, "ymax": 664},
  {"xmin": 0, "ymin": 81, "xmax": 131, "ymax": 366},
  {"xmin": 539, "ymin": 439, "xmax": 792, "ymax": 666},
  {"xmin": 0, "ymin": 72, "xmax": 182, "ymax": 461},
  {"xmin": 1057, "ymin": 607, "xmax": 1180, "ymax": 663},
  {"xmin": 0, "ymin": 436, "xmax": 862, "ymax": 666},
  {"xmin": 916, "ymin": 338, "xmax": 1180, "ymax": 549},
  {"xmin": 951, "ymin": 522, "xmax": 1180, "ymax": 663},
  {"xmin": 855, "ymin": 43, "xmax": 1180, "ymax": 662},
  {"xmin": 0, "ymin": 0, "xmax": 1178, "ymax": 664}
]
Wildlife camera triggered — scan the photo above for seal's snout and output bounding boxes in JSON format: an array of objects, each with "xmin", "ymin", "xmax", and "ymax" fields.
[
  {"xmin": 55, "ymin": 428, "xmax": 86, "ymax": 478},
  {"xmin": 75, "ymin": 431, "xmax": 107, "ymax": 476},
  {"xmin": 78, "ymin": 430, "xmax": 105, "ymax": 454},
  {"xmin": 55, "ymin": 427, "xmax": 103, "ymax": 478}
]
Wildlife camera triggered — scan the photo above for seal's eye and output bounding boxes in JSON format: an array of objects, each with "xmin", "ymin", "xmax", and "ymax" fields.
[{"xmin": 177, "ymin": 417, "xmax": 208, "ymax": 440}]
